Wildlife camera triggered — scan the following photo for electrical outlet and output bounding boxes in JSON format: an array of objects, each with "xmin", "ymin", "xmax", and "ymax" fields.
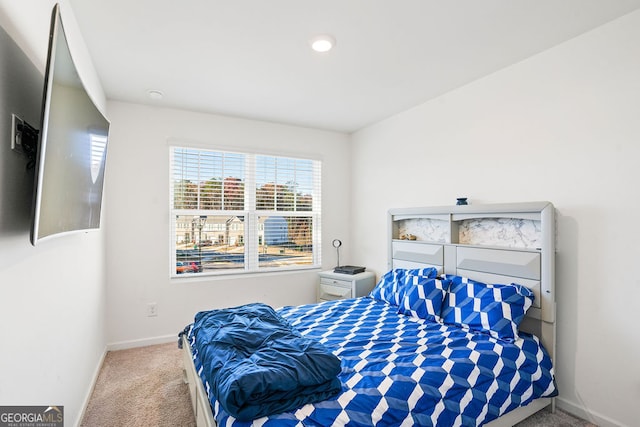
[{"xmin": 146, "ymin": 302, "xmax": 158, "ymax": 317}]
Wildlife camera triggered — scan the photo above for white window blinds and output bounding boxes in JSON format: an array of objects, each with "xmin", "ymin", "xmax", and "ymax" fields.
[
  {"xmin": 170, "ymin": 146, "xmax": 321, "ymax": 276},
  {"xmin": 172, "ymin": 149, "xmax": 245, "ymax": 211}
]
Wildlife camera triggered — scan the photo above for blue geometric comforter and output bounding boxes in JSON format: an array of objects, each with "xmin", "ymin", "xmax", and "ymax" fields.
[{"xmin": 187, "ymin": 297, "xmax": 557, "ymax": 426}]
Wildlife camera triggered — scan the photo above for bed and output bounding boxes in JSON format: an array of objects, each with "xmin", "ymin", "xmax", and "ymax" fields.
[{"xmin": 181, "ymin": 202, "xmax": 557, "ymax": 427}]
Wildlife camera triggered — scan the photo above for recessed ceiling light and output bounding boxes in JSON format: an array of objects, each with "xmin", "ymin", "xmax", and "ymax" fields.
[
  {"xmin": 309, "ymin": 34, "xmax": 336, "ymax": 53},
  {"xmin": 147, "ymin": 90, "xmax": 164, "ymax": 100}
]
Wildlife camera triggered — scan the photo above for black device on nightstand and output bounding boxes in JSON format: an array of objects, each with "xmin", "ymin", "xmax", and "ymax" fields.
[{"xmin": 334, "ymin": 265, "xmax": 366, "ymax": 274}]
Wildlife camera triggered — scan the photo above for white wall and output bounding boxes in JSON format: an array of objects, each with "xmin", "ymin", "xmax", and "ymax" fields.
[
  {"xmin": 104, "ymin": 101, "xmax": 351, "ymax": 348},
  {"xmin": 350, "ymin": 10, "xmax": 640, "ymax": 427},
  {"xmin": 0, "ymin": 1, "xmax": 108, "ymax": 426}
]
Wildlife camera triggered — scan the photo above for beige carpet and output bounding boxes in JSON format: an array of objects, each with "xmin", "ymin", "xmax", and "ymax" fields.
[
  {"xmin": 514, "ymin": 408, "xmax": 597, "ymax": 427},
  {"xmin": 81, "ymin": 342, "xmax": 597, "ymax": 426},
  {"xmin": 81, "ymin": 342, "xmax": 196, "ymax": 427}
]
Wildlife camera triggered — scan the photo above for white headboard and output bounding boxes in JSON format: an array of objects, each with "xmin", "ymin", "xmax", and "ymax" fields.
[{"xmin": 388, "ymin": 202, "xmax": 556, "ymax": 360}]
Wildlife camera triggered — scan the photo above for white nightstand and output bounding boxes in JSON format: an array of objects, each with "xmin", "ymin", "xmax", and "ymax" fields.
[{"xmin": 317, "ymin": 270, "xmax": 376, "ymax": 303}]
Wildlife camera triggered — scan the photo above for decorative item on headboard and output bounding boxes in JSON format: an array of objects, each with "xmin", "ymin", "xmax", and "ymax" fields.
[{"xmin": 456, "ymin": 197, "xmax": 468, "ymax": 205}]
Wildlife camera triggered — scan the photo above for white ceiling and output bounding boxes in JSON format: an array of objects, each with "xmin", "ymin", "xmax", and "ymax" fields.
[{"xmin": 67, "ymin": 0, "xmax": 640, "ymax": 133}]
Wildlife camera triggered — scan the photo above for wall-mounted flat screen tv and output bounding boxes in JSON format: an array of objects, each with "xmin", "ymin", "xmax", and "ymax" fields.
[{"xmin": 31, "ymin": 4, "xmax": 110, "ymax": 245}]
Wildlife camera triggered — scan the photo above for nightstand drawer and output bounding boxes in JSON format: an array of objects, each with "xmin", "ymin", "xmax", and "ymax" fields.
[
  {"xmin": 318, "ymin": 283, "xmax": 352, "ymax": 300},
  {"xmin": 317, "ymin": 270, "xmax": 376, "ymax": 303},
  {"xmin": 320, "ymin": 277, "xmax": 352, "ymax": 289}
]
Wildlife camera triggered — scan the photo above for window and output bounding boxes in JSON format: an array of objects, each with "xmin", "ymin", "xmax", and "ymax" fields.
[{"xmin": 170, "ymin": 146, "xmax": 322, "ymax": 276}]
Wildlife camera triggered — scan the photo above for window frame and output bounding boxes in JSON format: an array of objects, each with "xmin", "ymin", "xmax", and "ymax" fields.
[{"xmin": 170, "ymin": 146, "xmax": 322, "ymax": 278}]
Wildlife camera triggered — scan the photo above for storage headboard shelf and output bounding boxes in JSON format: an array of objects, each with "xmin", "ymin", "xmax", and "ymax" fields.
[{"xmin": 388, "ymin": 201, "xmax": 556, "ymax": 360}]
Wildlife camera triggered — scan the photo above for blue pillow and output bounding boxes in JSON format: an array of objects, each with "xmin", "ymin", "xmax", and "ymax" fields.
[
  {"xmin": 398, "ymin": 276, "xmax": 450, "ymax": 322},
  {"xmin": 369, "ymin": 267, "xmax": 439, "ymax": 306},
  {"xmin": 440, "ymin": 275, "xmax": 534, "ymax": 341}
]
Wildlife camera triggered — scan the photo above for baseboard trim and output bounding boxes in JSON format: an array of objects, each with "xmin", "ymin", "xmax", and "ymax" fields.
[
  {"xmin": 74, "ymin": 345, "xmax": 107, "ymax": 427},
  {"xmin": 556, "ymin": 397, "xmax": 624, "ymax": 427},
  {"xmin": 107, "ymin": 334, "xmax": 177, "ymax": 351}
]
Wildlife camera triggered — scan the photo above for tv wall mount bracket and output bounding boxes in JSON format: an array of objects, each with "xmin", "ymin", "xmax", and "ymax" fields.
[{"xmin": 11, "ymin": 113, "xmax": 39, "ymax": 169}]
